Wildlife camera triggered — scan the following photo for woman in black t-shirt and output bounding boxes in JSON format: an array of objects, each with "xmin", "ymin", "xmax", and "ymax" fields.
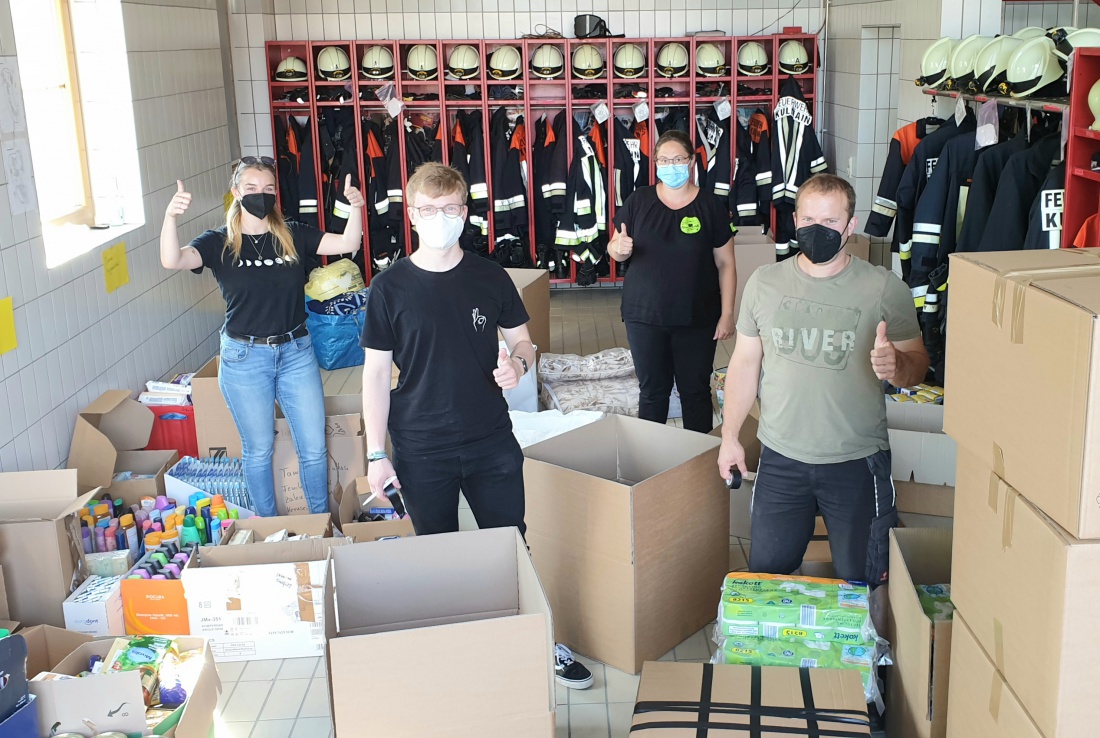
[
  {"xmin": 608, "ymin": 130, "xmax": 736, "ymax": 433},
  {"xmin": 159, "ymin": 157, "xmax": 365, "ymax": 517}
]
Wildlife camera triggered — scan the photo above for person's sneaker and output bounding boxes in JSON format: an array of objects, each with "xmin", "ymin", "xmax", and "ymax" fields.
[{"xmin": 554, "ymin": 644, "xmax": 593, "ymax": 689}]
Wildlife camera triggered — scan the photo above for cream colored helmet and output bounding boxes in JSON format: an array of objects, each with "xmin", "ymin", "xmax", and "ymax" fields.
[
  {"xmin": 737, "ymin": 41, "xmax": 770, "ymax": 76},
  {"xmin": 572, "ymin": 43, "xmax": 606, "ymax": 79},
  {"xmin": 613, "ymin": 43, "xmax": 646, "ymax": 78},
  {"xmin": 778, "ymin": 39, "xmax": 811, "ymax": 74},
  {"xmin": 1001, "ymin": 36, "xmax": 1064, "ymax": 97},
  {"xmin": 970, "ymin": 36, "xmax": 1022, "ymax": 93},
  {"xmin": 316, "ymin": 46, "xmax": 351, "ymax": 80},
  {"xmin": 406, "ymin": 44, "xmax": 438, "ymax": 80},
  {"xmin": 531, "ymin": 44, "xmax": 565, "ymax": 79},
  {"xmin": 488, "ymin": 46, "xmax": 522, "ymax": 80},
  {"xmin": 275, "ymin": 56, "xmax": 307, "ymax": 81},
  {"xmin": 696, "ymin": 42, "xmax": 728, "ymax": 76},
  {"xmin": 656, "ymin": 42, "xmax": 689, "ymax": 77},
  {"xmin": 361, "ymin": 45, "xmax": 394, "ymax": 79},
  {"xmin": 915, "ymin": 37, "xmax": 958, "ymax": 89},
  {"xmin": 447, "ymin": 44, "xmax": 480, "ymax": 79},
  {"xmin": 1013, "ymin": 27, "xmax": 1047, "ymax": 40},
  {"xmin": 945, "ymin": 35, "xmax": 993, "ymax": 91},
  {"xmin": 1053, "ymin": 28, "xmax": 1100, "ymax": 62}
]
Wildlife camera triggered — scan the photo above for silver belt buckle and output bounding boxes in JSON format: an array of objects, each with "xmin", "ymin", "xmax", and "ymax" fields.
[{"xmin": 266, "ymin": 334, "xmax": 281, "ymax": 345}]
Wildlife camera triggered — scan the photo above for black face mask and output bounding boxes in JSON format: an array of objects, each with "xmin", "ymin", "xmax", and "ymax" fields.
[
  {"xmin": 796, "ymin": 223, "xmax": 845, "ymax": 264},
  {"xmin": 241, "ymin": 193, "xmax": 277, "ymax": 219}
]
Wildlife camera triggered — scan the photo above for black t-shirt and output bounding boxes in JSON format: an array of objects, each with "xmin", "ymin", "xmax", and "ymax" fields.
[
  {"xmin": 613, "ymin": 186, "xmax": 735, "ymax": 327},
  {"xmin": 189, "ymin": 222, "xmax": 324, "ymax": 336},
  {"xmin": 360, "ymin": 254, "xmax": 530, "ymax": 454}
]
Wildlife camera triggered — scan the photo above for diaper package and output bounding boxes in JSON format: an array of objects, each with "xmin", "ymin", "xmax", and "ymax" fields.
[
  {"xmin": 916, "ymin": 584, "xmax": 954, "ymax": 622},
  {"xmin": 718, "ymin": 573, "xmax": 873, "ymax": 643}
]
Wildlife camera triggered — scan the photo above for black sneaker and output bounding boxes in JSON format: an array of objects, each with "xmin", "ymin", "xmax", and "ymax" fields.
[{"xmin": 554, "ymin": 644, "xmax": 593, "ymax": 689}]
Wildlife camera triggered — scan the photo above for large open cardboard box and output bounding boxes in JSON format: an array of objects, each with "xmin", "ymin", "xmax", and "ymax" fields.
[
  {"xmin": 0, "ymin": 471, "xmax": 96, "ymax": 627},
  {"xmin": 946, "ymin": 612, "xmax": 1043, "ymax": 738},
  {"xmin": 190, "ymin": 356, "xmax": 238, "ymax": 457},
  {"xmin": 29, "ymin": 635, "xmax": 220, "ymax": 737},
  {"xmin": 68, "ymin": 389, "xmax": 180, "ymax": 498},
  {"xmin": 504, "ymin": 268, "xmax": 550, "ymax": 360},
  {"xmin": 182, "ymin": 537, "xmax": 346, "ymax": 662},
  {"xmin": 944, "ymin": 248, "xmax": 1100, "ymax": 538},
  {"xmin": 886, "ymin": 528, "xmax": 953, "ymax": 738},
  {"xmin": 21, "ymin": 624, "xmax": 93, "ymax": 680},
  {"xmin": 523, "ymin": 415, "xmax": 729, "ymax": 674},
  {"xmin": 631, "ymin": 661, "xmax": 869, "ymax": 736},
  {"xmin": 326, "ymin": 528, "xmax": 555, "ymax": 736},
  {"xmin": 951, "ymin": 449, "xmax": 1100, "ymax": 737}
]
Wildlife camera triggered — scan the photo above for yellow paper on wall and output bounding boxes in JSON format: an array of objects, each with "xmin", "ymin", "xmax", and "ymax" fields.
[
  {"xmin": 224, "ymin": 191, "xmax": 234, "ymax": 213},
  {"xmin": 103, "ymin": 242, "xmax": 129, "ymax": 293},
  {"xmin": 0, "ymin": 297, "xmax": 16, "ymax": 355}
]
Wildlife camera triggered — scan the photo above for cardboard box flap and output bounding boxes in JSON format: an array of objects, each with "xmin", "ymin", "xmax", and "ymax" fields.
[
  {"xmin": 221, "ymin": 513, "xmax": 333, "ymax": 543},
  {"xmin": 172, "ymin": 638, "xmax": 221, "ymax": 737},
  {"xmin": 332, "ymin": 528, "xmax": 522, "ymax": 633},
  {"xmin": 632, "ymin": 662, "xmax": 869, "ymax": 734},
  {"xmin": 886, "ymin": 403, "xmax": 944, "ymax": 434},
  {"xmin": 200, "ymin": 536, "xmax": 344, "ymax": 567},
  {"xmin": 0, "ymin": 473, "xmax": 94, "ymax": 520},
  {"xmin": 895, "ymin": 481, "xmax": 954, "ymax": 518},
  {"xmin": 21, "ymin": 624, "xmax": 94, "ymax": 679},
  {"xmin": 889, "ymin": 429, "xmax": 956, "ymax": 487},
  {"xmin": 69, "ymin": 391, "xmax": 155, "ymax": 491}
]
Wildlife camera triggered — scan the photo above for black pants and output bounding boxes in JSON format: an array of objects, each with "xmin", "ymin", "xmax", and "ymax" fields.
[
  {"xmin": 392, "ymin": 431, "xmax": 526, "ymax": 537},
  {"xmin": 625, "ymin": 321, "xmax": 717, "ymax": 433},
  {"xmin": 748, "ymin": 445, "xmax": 897, "ymax": 587}
]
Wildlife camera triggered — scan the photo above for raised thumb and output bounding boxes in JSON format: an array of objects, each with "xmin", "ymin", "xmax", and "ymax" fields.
[
  {"xmin": 177, "ymin": 179, "xmax": 185, "ymax": 193},
  {"xmin": 875, "ymin": 321, "xmax": 889, "ymax": 347},
  {"xmin": 497, "ymin": 348, "xmax": 510, "ymax": 366},
  {"xmin": 619, "ymin": 222, "xmax": 628, "ymax": 238}
]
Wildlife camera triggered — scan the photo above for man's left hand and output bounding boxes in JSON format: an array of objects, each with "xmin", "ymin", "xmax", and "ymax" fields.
[
  {"xmin": 870, "ymin": 321, "xmax": 898, "ymax": 381},
  {"xmin": 344, "ymin": 174, "xmax": 366, "ymax": 209},
  {"xmin": 714, "ymin": 313, "xmax": 735, "ymax": 341},
  {"xmin": 494, "ymin": 348, "xmax": 521, "ymax": 390}
]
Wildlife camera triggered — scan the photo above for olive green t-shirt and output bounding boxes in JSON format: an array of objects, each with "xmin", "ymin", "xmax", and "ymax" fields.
[{"xmin": 737, "ymin": 255, "xmax": 921, "ymax": 464}]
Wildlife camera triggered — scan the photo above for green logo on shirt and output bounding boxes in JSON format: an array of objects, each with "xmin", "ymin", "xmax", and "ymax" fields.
[{"xmin": 680, "ymin": 216, "xmax": 702, "ymax": 234}]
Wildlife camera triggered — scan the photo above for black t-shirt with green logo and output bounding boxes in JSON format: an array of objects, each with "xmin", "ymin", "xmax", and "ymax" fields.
[{"xmin": 613, "ymin": 185, "xmax": 735, "ymax": 328}]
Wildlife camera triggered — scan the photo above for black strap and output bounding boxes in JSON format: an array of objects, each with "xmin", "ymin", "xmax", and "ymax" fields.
[
  {"xmin": 630, "ymin": 722, "xmax": 867, "ymax": 736},
  {"xmin": 800, "ymin": 667, "xmax": 820, "ymax": 738},
  {"xmin": 698, "ymin": 663, "xmax": 714, "ymax": 738},
  {"xmin": 749, "ymin": 665, "xmax": 762, "ymax": 738}
]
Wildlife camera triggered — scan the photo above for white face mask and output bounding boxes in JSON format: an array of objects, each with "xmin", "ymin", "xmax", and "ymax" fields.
[{"xmin": 415, "ymin": 212, "xmax": 464, "ymax": 251}]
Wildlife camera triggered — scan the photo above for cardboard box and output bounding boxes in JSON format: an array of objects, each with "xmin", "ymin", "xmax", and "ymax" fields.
[
  {"xmin": 847, "ymin": 233, "xmax": 872, "ymax": 262},
  {"xmin": 505, "ymin": 268, "xmax": 550, "ymax": 360},
  {"xmin": 946, "ymin": 613, "xmax": 1043, "ymax": 738},
  {"xmin": 885, "ymin": 527, "xmax": 953, "ymax": 738},
  {"xmin": 952, "ymin": 449, "xmax": 1100, "ymax": 737},
  {"xmin": 0, "ymin": 568, "xmax": 19, "ymax": 635},
  {"xmin": 630, "ymin": 661, "xmax": 869, "ymax": 736},
  {"xmin": 327, "ymin": 528, "xmax": 556, "ymax": 737},
  {"xmin": 190, "ymin": 356, "xmax": 240, "ymax": 458},
  {"xmin": 944, "ymin": 249, "xmax": 1100, "ymax": 538},
  {"xmin": 21, "ymin": 624, "xmax": 94, "ymax": 680},
  {"xmin": 523, "ymin": 415, "xmax": 729, "ymax": 674},
  {"xmin": 338, "ymin": 478, "xmax": 415, "ymax": 540},
  {"xmin": 886, "ymin": 402, "xmax": 956, "ymax": 487},
  {"xmin": 29, "ymin": 636, "xmax": 220, "ymax": 738},
  {"xmin": 0, "ymin": 695, "xmax": 38, "ymax": 738},
  {"xmin": 120, "ymin": 549, "xmax": 196, "ymax": 636},
  {"xmin": 0, "ymin": 471, "xmax": 97, "ymax": 627},
  {"xmin": 68, "ymin": 389, "xmax": 180, "ymax": 498},
  {"xmin": 63, "ymin": 575, "xmax": 124, "ymax": 637},
  {"xmin": 732, "ymin": 232, "xmax": 776, "ymax": 326},
  {"xmin": 272, "ymin": 394, "xmax": 366, "ymax": 516},
  {"xmin": 217, "ymin": 513, "xmax": 333, "ymax": 546},
  {"xmin": 183, "ymin": 537, "xmax": 346, "ymax": 662}
]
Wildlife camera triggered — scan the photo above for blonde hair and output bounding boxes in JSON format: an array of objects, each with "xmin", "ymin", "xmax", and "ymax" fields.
[
  {"xmin": 224, "ymin": 161, "xmax": 298, "ymax": 263},
  {"xmin": 795, "ymin": 173, "xmax": 856, "ymax": 221},
  {"xmin": 405, "ymin": 162, "xmax": 468, "ymax": 205}
]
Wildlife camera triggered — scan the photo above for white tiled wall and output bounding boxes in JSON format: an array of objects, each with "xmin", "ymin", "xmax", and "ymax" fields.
[
  {"xmin": 1003, "ymin": 1, "xmax": 1100, "ymax": 33},
  {"xmin": 0, "ymin": 0, "xmax": 231, "ymax": 473},
  {"xmin": 231, "ymin": 0, "xmax": 826, "ymax": 157}
]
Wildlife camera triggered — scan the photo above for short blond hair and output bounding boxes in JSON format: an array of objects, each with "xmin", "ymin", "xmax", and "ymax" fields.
[
  {"xmin": 795, "ymin": 173, "xmax": 856, "ymax": 221},
  {"xmin": 406, "ymin": 162, "xmax": 468, "ymax": 205}
]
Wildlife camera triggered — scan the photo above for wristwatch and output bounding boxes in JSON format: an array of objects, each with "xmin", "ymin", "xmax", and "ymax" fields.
[{"xmin": 516, "ymin": 355, "xmax": 528, "ymax": 375}]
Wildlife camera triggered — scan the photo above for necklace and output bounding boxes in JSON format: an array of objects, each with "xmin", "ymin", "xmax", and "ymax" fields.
[{"xmin": 244, "ymin": 232, "xmax": 267, "ymax": 251}]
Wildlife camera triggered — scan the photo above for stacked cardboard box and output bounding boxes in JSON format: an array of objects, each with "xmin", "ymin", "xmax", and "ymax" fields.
[{"xmin": 941, "ymin": 249, "xmax": 1100, "ymax": 737}]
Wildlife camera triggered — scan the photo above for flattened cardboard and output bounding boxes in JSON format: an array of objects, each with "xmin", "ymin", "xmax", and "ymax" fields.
[
  {"xmin": 191, "ymin": 356, "xmax": 241, "ymax": 458},
  {"xmin": 20, "ymin": 624, "xmax": 93, "ymax": 680},
  {"xmin": 523, "ymin": 415, "xmax": 729, "ymax": 674},
  {"xmin": 327, "ymin": 528, "xmax": 555, "ymax": 737},
  {"xmin": 945, "ymin": 249, "xmax": 1100, "ymax": 538},
  {"xmin": 952, "ymin": 449, "xmax": 1100, "ymax": 737},
  {"xmin": 631, "ymin": 661, "xmax": 869, "ymax": 736},
  {"xmin": 505, "ymin": 268, "xmax": 550, "ymax": 360},
  {"xmin": 886, "ymin": 528, "xmax": 953, "ymax": 738},
  {"xmin": 946, "ymin": 613, "xmax": 1043, "ymax": 738},
  {"xmin": 0, "ymin": 471, "xmax": 96, "ymax": 627},
  {"xmin": 29, "ymin": 636, "xmax": 220, "ymax": 738}
]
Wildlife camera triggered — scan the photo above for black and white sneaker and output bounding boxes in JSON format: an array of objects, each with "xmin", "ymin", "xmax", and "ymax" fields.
[{"xmin": 554, "ymin": 644, "xmax": 593, "ymax": 690}]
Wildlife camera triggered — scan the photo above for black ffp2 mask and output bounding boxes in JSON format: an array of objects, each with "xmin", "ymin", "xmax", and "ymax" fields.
[
  {"xmin": 796, "ymin": 223, "xmax": 845, "ymax": 264},
  {"xmin": 241, "ymin": 193, "xmax": 277, "ymax": 219}
]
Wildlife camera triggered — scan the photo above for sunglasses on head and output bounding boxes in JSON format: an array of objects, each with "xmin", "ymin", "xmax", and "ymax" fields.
[{"xmin": 235, "ymin": 156, "xmax": 275, "ymax": 170}]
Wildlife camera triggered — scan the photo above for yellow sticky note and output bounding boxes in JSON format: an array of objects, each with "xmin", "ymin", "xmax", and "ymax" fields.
[
  {"xmin": 224, "ymin": 191, "xmax": 235, "ymax": 213},
  {"xmin": 0, "ymin": 297, "xmax": 16, "ymax": 355},
  {"xmin": 103, "ymin": 242, "xmax": 129, "ymax": 293}
]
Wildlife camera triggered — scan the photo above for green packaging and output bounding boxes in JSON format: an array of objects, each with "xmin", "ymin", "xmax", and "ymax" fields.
[
  {"xmin": 720, "ymin": 573, "xmax": 871, "ymax": 643},
  {"xmin": 916, "ymin": 584, "xmax": 954, "ymax": 622},
  {"xmin": 718, "ymin": 636, "xmax": 875, "ymax": 699}
]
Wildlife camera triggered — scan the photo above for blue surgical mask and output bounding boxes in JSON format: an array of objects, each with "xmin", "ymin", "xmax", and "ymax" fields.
[{"xmin": 657, "ymin": 163, "xmax": 690, "ymax": 189}]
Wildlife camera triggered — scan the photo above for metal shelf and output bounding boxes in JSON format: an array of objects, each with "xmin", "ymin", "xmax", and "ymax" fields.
[{"xmin": 920, "ymin": 87, "xmax": 1069, "ymax": 113}]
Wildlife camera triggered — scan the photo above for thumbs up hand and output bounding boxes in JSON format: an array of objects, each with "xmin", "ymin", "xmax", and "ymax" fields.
[
  {"xmin": 166, "ymin": 179, "xmax": 191, "ymax": 219},
  {"xmin": 870, "ymin": 320, "xmax": 898, "ymax": 381},
  {"xmin": 343, "ymin": 173, "xmax": 365, "ymax": 209},
  {"xmin": 615, "ymin": 222, "xmax": 633, "ymax": 258},
  {"xmin": 493, "ymin": 347, "xmax": 521, "ymax": 390}
]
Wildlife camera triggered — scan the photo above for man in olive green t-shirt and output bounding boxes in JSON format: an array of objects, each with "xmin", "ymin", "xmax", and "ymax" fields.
[{"xmin": 717, "ymin": 174, "xmax": 929, "ymax": 587}]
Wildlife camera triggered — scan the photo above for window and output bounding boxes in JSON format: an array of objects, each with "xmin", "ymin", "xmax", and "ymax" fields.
[{"xmin": 10, "ymin": 0, "xmax": 143, "ymax": 267}]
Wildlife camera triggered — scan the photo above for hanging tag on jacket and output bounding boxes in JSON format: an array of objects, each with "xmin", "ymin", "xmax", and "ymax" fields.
[
  {"xmin": 591, "ymin": 102, "xmax": 610, "ymax": 125},
  {"xmin": 954, "ymin": 94, "xmax": 966, "ymax": 127},
  {"xmin": 975, "ymin": 99, "xmax": 999, "ymax": 149},
  {"xmin": 633, "ymin": 101, "xmax": 649, "ymax": 122},
  {"xmin": 714, "ymin": 97, "xmax": 732, "ymax": 121}
]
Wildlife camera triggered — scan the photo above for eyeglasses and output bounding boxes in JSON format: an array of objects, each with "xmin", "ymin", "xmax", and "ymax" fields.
[
  {"xmin": 655, "ymin": 156, "xmax": 692, "ymax": 167},
  {"xmin": 235, "ymin": 156, "xmax": 275, "ymax": 170},
  {"xmin": 411, "ymin": 204, "xmax": 465, "ymax": 219}
]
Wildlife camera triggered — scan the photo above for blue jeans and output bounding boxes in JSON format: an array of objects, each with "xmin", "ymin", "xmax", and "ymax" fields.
[{"xmin": 217, "ymin": 331, "xmax": 329, "ymax": 517}]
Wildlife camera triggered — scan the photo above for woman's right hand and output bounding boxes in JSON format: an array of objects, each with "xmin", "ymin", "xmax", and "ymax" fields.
[
  {"xmin": 165, "ymin": 180, "xmax": 191, "ymax": 219},
  {"xmin": 367, "ymin": 456, "xmax": 400, "ymax": 498},
  {"xmin": 615, "ymin": 223, "xmax": 633, "ymax": 258}
]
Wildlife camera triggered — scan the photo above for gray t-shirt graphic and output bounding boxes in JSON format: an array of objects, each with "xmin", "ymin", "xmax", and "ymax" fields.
[{"xmin": 737, "ymin": 255, "xmax": 920, "ymax": 464}]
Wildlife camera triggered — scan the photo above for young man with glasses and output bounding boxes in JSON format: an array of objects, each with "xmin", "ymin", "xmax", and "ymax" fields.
[{"xmin": 359, "ymin": 162, "xmax": 594, "ymax": 689}]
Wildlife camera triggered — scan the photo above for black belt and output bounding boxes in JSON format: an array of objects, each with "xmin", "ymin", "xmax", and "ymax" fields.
[{"xmin": 225, "ymin": 324, "xmax": 308, "ymax": 345}]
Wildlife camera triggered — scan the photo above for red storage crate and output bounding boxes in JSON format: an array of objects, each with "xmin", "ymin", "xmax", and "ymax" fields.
[{"xmin": 144, "ymin": 404, "xmax": 198, "ymax": 460}]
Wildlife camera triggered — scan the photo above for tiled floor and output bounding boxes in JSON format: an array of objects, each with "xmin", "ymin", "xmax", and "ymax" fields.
[{"xmin": 212, "ymin": 287, "xmax": 772, "ymax": 737}]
